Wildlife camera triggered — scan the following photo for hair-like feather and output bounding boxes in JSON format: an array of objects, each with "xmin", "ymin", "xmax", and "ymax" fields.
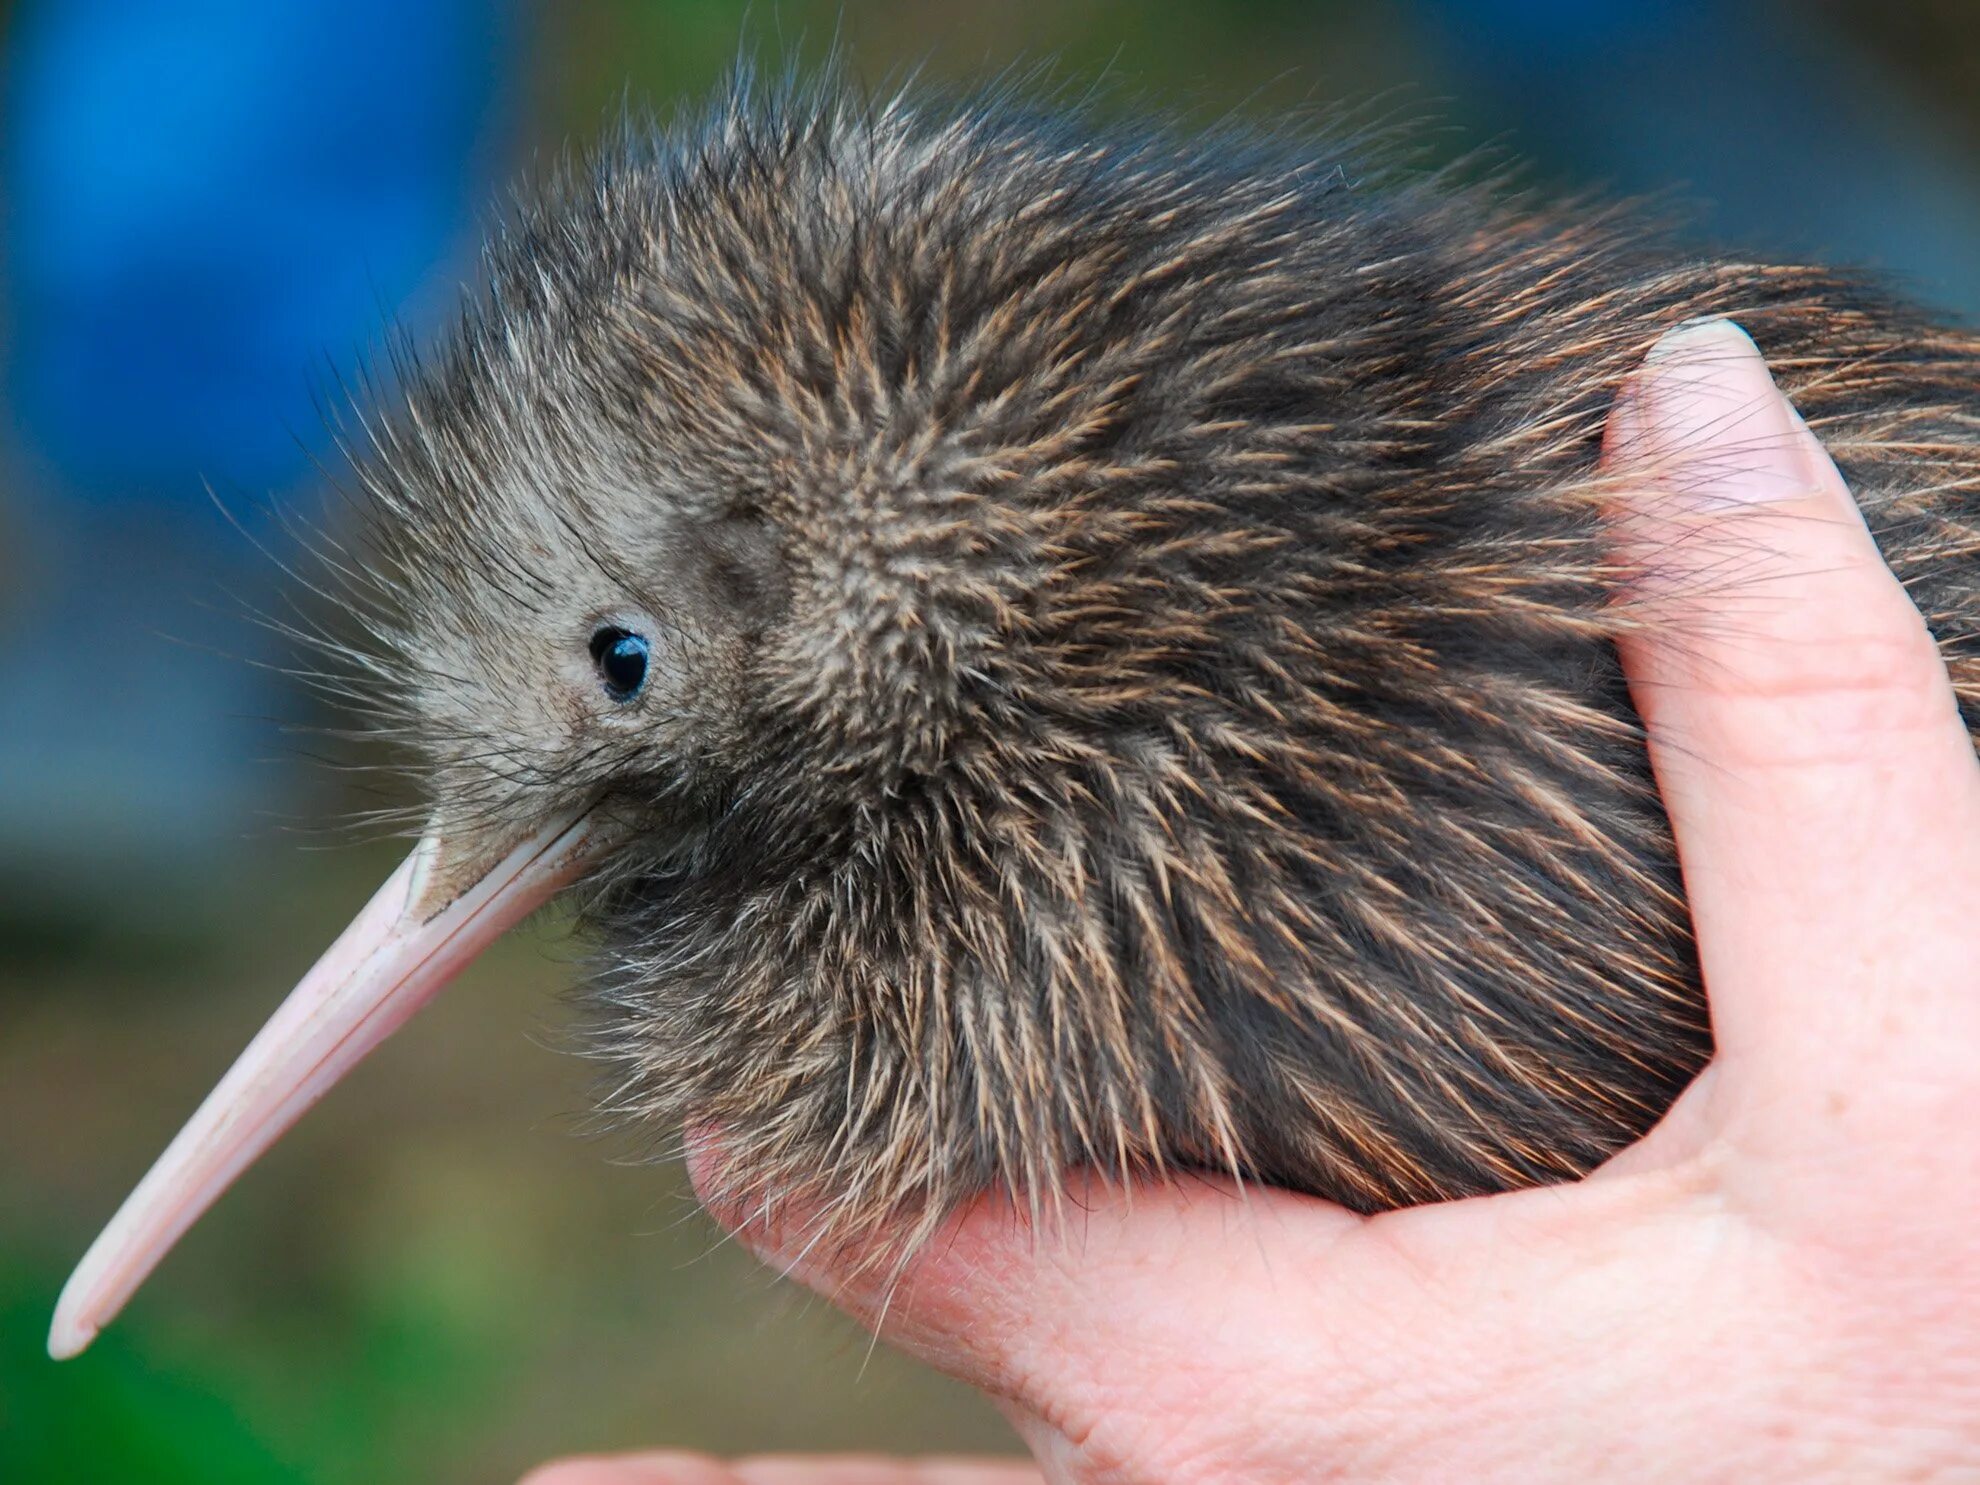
[{"xmin": 332, "ymin": 72, "xmax": 1980, "ymax": 1263}]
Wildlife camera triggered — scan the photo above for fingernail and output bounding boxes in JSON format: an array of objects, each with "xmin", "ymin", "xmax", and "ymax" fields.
[{"xmin": 1619, "ymin": 317, "xmax": 1813, "ymax": 508}]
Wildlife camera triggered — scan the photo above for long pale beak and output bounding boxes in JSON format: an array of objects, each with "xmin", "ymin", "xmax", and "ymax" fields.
[{"xmin": 49, "ymin": 807, "xmax": 601, "ymax": 1360}]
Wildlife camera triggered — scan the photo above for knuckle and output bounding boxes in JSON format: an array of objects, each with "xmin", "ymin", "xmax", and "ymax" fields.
[
  {"xmin": 1725, "ymin": 610, "xmax": 1941, "ymax": 706},
  {"xmin": 1676, "ymin": 602, "xmax": 1959, "ymax": 769}
]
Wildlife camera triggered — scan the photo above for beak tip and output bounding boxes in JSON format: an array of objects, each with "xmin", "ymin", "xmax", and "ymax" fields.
[
  {"xmin": 47, "ymin": 1302, "xmax": 97, "ymax": 1361},
  {"xmin": 50, "ymin": 1253, "xmax": 112, "ymax": 1359}
]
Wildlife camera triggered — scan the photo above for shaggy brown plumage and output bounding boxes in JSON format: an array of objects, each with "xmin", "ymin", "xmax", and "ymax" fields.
[{"xmin": 334, "ymin": 75, "xmax": 1980, "ymax": 1256}]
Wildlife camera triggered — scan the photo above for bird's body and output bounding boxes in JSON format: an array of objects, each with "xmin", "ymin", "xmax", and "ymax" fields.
[
  {"xmin": 49, "ymin": 76, "xmax": 1980, "ymax": 1355},
  {"xmin": 370, "ymin": 81, "xmax": 1980, "ymax": 1238}
]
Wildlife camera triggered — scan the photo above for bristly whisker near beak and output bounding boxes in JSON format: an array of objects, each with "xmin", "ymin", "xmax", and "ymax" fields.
[{"xmin": 48, "ymin": 805, "xmax": 603, "ymax": 1360}]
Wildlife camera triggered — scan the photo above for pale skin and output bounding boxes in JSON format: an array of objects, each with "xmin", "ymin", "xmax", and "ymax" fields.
[{"xmin": 524, "ymin": 319, "xmax": 1980, "ymax": 1484}]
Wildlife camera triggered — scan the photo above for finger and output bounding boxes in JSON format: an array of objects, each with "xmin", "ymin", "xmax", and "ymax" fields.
[
  {"xmin": 725, "ymin": 1460, "xmax": 1040, "ymax": 1485},
  {"xmin": 693, "ymin": 1145, "xmax": 1693, "ymax": 1471},
  {"xmin": 519, "ymin": 1453, "xmax": 1041, "ymax": 1485},
  {"xmin": 1602, "ymin": 318, "xmax": 1980, "ymax": 1103},
  {"xmin": 692, "ymin": 1138, "xmax": 1373, "ymax": 1399},
  {"xmin": 519, "ymin": 1453, "xmax": 710, "ymax": 1485}
]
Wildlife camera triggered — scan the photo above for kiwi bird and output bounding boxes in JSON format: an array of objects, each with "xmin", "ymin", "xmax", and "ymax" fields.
[{"xmin": 51, "ymin": 77, "xmax": 1980, "ymax": 1358}]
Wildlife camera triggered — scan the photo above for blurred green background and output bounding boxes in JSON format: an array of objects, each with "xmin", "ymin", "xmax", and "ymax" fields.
[{"xmin": 7, "ymin": 2, "xmax": 1980, "ymax": 1480}]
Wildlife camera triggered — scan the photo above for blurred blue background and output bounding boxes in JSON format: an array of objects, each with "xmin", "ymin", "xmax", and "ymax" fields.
[
  {"xmin": 0, "ymin": 0, "xmax": 516, "ymax": 910},
  {"xmin": 2, "ymin": 2, "xmax": 1976, "ymax": 1480}
]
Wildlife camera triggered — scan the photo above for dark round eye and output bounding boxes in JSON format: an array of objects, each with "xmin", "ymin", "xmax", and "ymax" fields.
[{"xmin": 588, "ymin": 626, "xmax": 650, "ymax": 702}]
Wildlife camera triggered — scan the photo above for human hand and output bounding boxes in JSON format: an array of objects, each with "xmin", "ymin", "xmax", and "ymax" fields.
[{"xmin": 527, "ymin": 319, "xmax": 1980, "ymax": 1484}]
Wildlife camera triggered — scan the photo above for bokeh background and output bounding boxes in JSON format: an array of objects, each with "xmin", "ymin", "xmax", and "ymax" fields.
[{"xmin": 5, "ymin": 2, "xmax": 1979, "ymax": 1480}]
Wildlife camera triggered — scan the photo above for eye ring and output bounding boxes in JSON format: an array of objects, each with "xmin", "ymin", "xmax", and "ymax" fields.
[{"xmin": 588, "ymin": 626, "xmax": 651, "ymax": 703}]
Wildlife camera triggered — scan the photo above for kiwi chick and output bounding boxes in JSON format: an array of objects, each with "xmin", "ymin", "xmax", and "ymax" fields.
[{"xmin": 182, "ymin": 77, "xmax": 1945, "ymax": 1286}]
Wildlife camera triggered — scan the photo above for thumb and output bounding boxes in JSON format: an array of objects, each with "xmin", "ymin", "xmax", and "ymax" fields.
[{"xmin": 1602, "ymin": 317, "xmax": 1980, "ymax": 1117}]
